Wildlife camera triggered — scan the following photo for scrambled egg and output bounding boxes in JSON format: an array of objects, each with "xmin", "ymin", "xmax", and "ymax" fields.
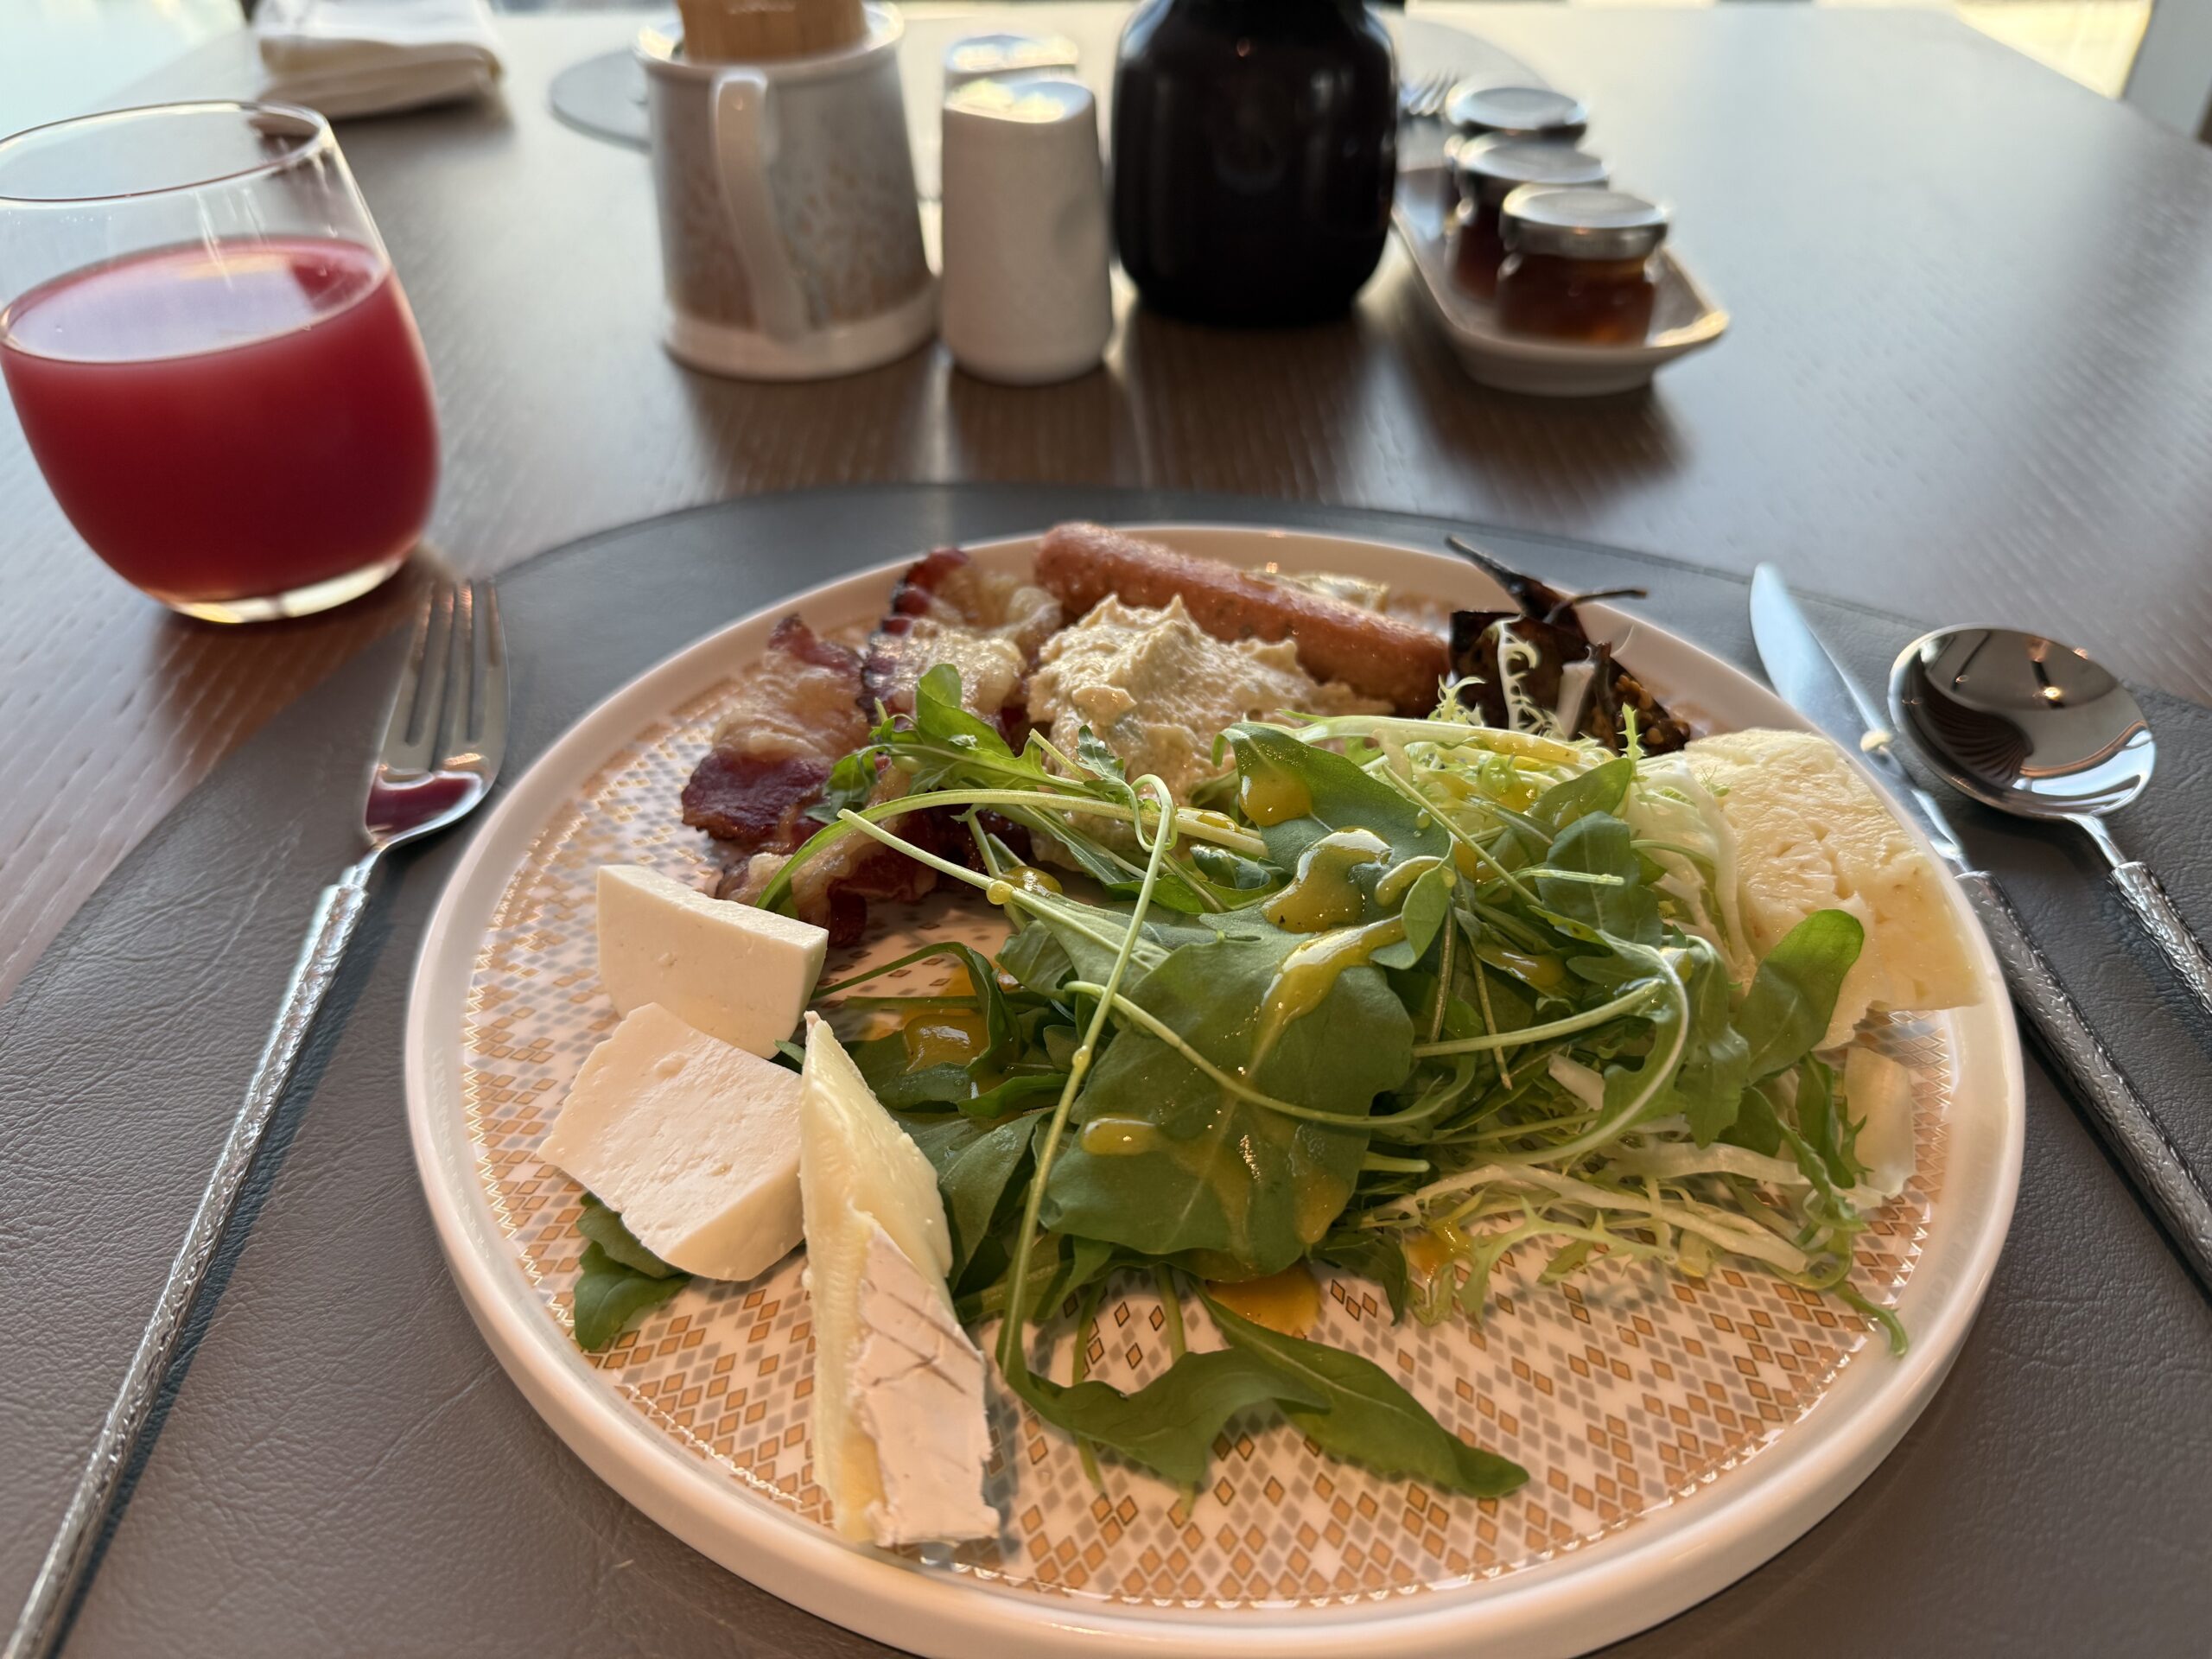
[{"xmin": 1027, "ymin": 596, "xmax": 1388, "ymax": 804}]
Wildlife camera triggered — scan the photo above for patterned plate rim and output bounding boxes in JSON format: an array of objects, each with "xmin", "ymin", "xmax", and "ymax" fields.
[{"xmin": 404, "ymin": 525, "xmax": 2024, "ymax": 1659}]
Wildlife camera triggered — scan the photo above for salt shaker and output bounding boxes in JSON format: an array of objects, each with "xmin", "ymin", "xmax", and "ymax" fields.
[
  {"xmin": 943, "ymin": 30, "xmax": 1080, "ymax": 90},
  {"xmin": 939, "ymin": 76, "xmax": 1113, "ymax": 385}
]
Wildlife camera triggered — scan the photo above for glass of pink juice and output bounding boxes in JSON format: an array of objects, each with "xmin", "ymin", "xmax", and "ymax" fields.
[{"xmin": 0, "ymin": 103, "xmax": 437, "ymax": 621}]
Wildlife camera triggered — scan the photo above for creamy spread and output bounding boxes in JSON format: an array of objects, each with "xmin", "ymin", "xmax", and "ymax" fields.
[
  {"xmin": 1027, "ymin": 595, "xmax": 1388, "ymax": 804},
  {"xmin": 902, "ymin": 618, "xmax": 1029, "ymax": 715}
]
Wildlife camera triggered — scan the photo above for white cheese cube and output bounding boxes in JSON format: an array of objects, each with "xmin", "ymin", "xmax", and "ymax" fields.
[
  {"xmin": 798, "ymin": 1013, "xmax": 996, "ymax": 1548},
  {"xmin": 542, "ymin": 1002, "xmax": 803, "ymax": 1282},
  {"xmin": 596, "ymin": 864, "xmax": 827, "ymax": 1057}
]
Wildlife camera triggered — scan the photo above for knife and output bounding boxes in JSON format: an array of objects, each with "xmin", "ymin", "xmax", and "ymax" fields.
[{"xmin": 1749, "ymin": 565, "xmax": 2212, "ymax": 1291}]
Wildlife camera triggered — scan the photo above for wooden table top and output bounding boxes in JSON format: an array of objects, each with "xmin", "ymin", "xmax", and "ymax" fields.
[{"xmin": 4, "ymin": 1, "xmax": 2211, "ymax": 1004}]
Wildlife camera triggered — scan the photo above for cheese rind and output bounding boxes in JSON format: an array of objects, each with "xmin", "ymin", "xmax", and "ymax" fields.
[
  {"xmin": 798, "ymin": 1013, "xmax": 995, "ymax": 1547},
  {"xmin": 542, "ymin": 1002, "xmax": 803, "ymax": 1281},
  {"xmin": 851, "ymin": 1222, "xmax": 999, "ymax": 1547},
  {"xmin": 1688, "ymin": 729, "xmax": 1981, "ymax": 1047},
  {"xmin": 596, "ymin": 864, "xmax": 827, "ymax": 1057}
]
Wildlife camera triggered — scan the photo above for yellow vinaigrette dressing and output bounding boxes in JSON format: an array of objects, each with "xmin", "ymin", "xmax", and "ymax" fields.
[
  {"xmin": 1206, "ymin": 1262, "xmax": 1323, "ymax": 1337},
  {"xmin": 1079, "ymin": 1116, "xmax": 1162, "ymax": 1156},
  {"xmin": 1403, "ymin": 1222, "xmax": 1472, "ymax": 1286},
  {"xmin": 1250, "ymin": 913, "xmax": 1408, "ymax": 1071},
  {"xmin": 1372, "ymin": 853, "xmax": 1444, "ymax": 908},
  {"xmin": 1262, "ymin": 828, "xmax": 1389, "ymax": 932},
  {"xmin": 899, "ymin": 962, "xmax": 994, "ymax": 1071},
  {"xmin": 1477, "ymin": 944, "xmax": 1569, "ymax": 996},
  {"xmin": 1237, "ymin": 764, "xmax": 1312, "ymax": 827}
]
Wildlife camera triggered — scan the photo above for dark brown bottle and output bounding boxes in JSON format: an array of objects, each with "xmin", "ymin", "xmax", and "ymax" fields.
[{"xmin": 1112, "ymin": 0, "xmax": 1396, "ymax": 325}]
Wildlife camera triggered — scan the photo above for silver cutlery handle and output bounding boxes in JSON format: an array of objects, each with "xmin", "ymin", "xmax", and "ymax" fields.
[
  {"xmin": 1957, "ymin": 869, "xmax": 2212, "ymax": 1291},
  {"xmin": 6, "ymin": 857, "xmax": 378, "ymax": 1659},
  {"xmin": 2109, "ymin": 861, "xmax": 2212, "ymax": 1028}
]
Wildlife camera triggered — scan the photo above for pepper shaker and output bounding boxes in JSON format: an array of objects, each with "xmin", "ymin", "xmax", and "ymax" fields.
[{"xmin": 939, "ymin": 76, "xmax": 1113, "ymax": 385}]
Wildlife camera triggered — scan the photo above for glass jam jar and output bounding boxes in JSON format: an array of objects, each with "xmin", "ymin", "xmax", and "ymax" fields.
[
  {"xmin": 1438, "ymin": 86, "xmax": 1589, "ymax": 209},
  {"xmin": 1444, "ymin": 84, "xmax": 1588, "ymax": 144},
  {"xmin": 1450, "ymin": 137, "xmax": 1607, "ymax": 300},
  {"xmin": 1495, "ymin": 186, "xmax": 1668, "ymax": 345}
]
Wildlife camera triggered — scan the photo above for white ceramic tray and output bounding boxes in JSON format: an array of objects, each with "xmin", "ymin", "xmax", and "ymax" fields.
[{"xmin": 1395, "ymin": 165, "xmax": 1729, "ymax": 397}]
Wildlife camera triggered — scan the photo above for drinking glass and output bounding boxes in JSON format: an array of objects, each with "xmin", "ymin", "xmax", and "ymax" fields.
[{"xmin": 0, "ymin": 102, "xmax": 438, "ymax": 622}]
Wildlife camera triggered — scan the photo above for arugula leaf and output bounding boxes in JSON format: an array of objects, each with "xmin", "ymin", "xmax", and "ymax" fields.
[
  {"xmin": 1074, "ymin": 725, "xmax": 1128, "ymax": 785},
  {"xmin": 1205, "ymin": 1296, "xmax": 1528, "ymax": 1497},
  {"xmin": 1003, "ymin": 810, "xmax": 1214, "ymax": 917},
  {"xmin": 1793, "ymin": 1055, "xmax": 1866, "ymax": 1189},
  {"xmin": 960, "ymin": 1230, "xmax": 1117, "ymax": 1324},
  {"xmin": 1191, "ymin": 842, "xmax": 1276, "ymax": 891},
  {"xmin": 998, "ymin": 922, "xmax": 1077, "ymax": 995},
  {"xmin": 938, "ymin": 1113, "xmax": 1044, "ymax": 1281},
  {"xmin": 1735, "ymin": 909, "xmax": 1866, "ymax": 1078},
  {"xmin": 1721, "ymin": 1077, "xmax": 1786, "ymax": 1157},
  {"xmin": 1658, "ymin": 940, "xmax": 1752, "ymax": 1145},
  {"xmin": 1226, "ymin": 723, "xmax": 1449, "ymax": 868},
  {"xmin": 899, "ymin": 1112, "xmax": 988, "ymax": 1175},
  {"xmin": 1038, "ymin": 1232, "xmax": 1119, "ymax": 1315},
  {"xmin": 1011, "ymin": 1348, "xmax": 1324, "ymax": 1488},
  {"xmin": 572, "ymin": 1242, "xmax": 688, "ymax": 1352},
  {"xmin": 1536, "ymin": 813, "xmax": 1661, "ymax": 945},
  {"xmin": 1042, "ymin": 925, "xmax": 1414, "ymax": 1275},
  {"xmin": 1314, "ymin": 1230, "xmax": 1411, "ymax": 1321},
  {"xmin": 803, "ymin": 744, "xmax": 885, "ymax": 827},
  {"xmin": 913, "ymin": 661, "xmax": 1012, "ymax": 754},
  {"xmin": 1531, "ymin": 755, "xmax": 1632, "ymax": 830},
  {"xmin": 1372, "ymin": 863, "xmax": 1455, "ymax": 970},
  {"xmin": 575, "ymin": 1194, "xmax": 680, "ymax": 1279}
]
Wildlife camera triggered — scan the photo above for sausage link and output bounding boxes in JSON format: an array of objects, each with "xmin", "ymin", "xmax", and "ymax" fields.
[{"xmin": 1035, "ymin": 523, "xmax": 1449, "ymax": 716}]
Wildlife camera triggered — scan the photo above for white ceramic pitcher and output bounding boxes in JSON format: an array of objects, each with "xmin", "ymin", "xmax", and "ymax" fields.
[{"xmin": 637, "ymin": 5, "xmax": 934, "ymax": 380}]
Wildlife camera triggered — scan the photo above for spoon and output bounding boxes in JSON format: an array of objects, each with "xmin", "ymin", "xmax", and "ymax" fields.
[{"xmin": 1890, "ymin": 626, "xmax": 2212, "ymax": 1027}]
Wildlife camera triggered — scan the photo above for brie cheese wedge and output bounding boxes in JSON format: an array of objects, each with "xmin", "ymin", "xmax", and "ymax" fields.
[
  {"xmin": 798, "ymin": 1013, "xmax": 997, "ymax": 1548},
  {"xmin": 597, "ymin": 864, "xmax": 827, "ymax": 1057},
  {"xmin": 542, "ymin": 1002, "xmax": 803, "ymax": 1281}
]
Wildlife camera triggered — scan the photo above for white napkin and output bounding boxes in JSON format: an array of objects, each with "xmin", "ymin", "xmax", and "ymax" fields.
[{"xmin": 257, "ymin": 0, "xmax": 505, "ymax": 119}]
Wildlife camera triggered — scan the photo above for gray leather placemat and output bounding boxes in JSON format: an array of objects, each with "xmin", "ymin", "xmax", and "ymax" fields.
[{"xmin": 4, "ymin": 486, "xmax": 2208, "ymax": 1657}]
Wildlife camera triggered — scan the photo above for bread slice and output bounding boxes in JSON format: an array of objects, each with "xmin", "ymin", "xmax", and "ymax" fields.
[{"xmin": 1687, "ymin": 728, "xmax": 1980, "ymax": 1046}]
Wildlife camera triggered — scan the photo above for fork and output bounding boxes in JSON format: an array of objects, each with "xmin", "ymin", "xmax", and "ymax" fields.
[
  {"xmin": 1400, "ymin": 68, "xmax": 1460, "ymax": 122},
  {"xmin": 7, "ymin": 579, "xmax": 506, "ymax": 1659}
]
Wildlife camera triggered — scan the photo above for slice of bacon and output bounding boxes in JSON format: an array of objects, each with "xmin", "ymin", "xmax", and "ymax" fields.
[
  {"xmin": 679, "ymin": 616, "xmax": 869, "ymax": 851},
  {"xmin": 680, "ymin": 552, "xmax": 1058, "ymax": 944},
  {"xmin": 719, "ymin": 789, "xmax": 948, "ymax": 945},
  {"xmin": 861, "ymin": 548, "xmax": 1061, "ymax": 728}
]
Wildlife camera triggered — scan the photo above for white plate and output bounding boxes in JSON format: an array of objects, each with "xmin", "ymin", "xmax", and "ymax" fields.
[
  {"xmin": 1394, "ymin": 166, "xmax": 1730, "ymax": 397},
  {"xmin": 405, "ymin": 525, "xmax": 2020, "ymax": 1659}
]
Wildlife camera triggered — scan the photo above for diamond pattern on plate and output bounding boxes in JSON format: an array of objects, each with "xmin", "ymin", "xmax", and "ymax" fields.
[{"xmin": 457, "ymin": 664, "xmax": 1950, "ymax": 1609}]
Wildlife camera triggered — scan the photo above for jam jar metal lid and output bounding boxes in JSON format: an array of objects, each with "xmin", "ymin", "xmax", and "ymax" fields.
[
  {"xmin": 1444, "ymin": 83, "xmax": 1590, "ymax": 139},
  {"xmin": 1453, "ymin": 137, "xmax": 1609, "ymax": 207},
  {"xmin": 1500, "ymin": 186, "xmax": 1669, "ymax": 261}
]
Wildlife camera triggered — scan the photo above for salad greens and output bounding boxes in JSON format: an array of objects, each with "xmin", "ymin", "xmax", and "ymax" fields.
[
  {"xmin": 752, "ymin": 663, "xmax": 1905, "ymax": 1496},
  {"xmin": 572, "ymin": 1195, "xmax": 688, "ymax": 1352}
]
